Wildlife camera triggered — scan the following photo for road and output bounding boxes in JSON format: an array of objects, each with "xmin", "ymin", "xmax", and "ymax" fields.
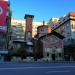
[{"xmin": 0, "ymin": 62, "xmax": 75, "ymax": 75}]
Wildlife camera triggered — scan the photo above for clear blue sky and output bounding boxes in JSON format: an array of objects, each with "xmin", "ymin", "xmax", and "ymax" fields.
[{"xmin": 10, "ymin": 0, "xmax": 75, "ymax": 21}]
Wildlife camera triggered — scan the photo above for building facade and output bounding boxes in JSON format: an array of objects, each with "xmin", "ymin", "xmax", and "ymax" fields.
[
  {"xmin": 38, "ymin": 31, "xmax": 64, "ymax": 61},
  {"xmin": 0, "ymin": 0, "xmax": 12, "ymax": 61},
  {"xmin": 36, "ymin": 24, "xmax": 64, "ymax": 61},
  {"xmin": 11, "ymin": 24, "xmax": 25, "ymax": 41}
]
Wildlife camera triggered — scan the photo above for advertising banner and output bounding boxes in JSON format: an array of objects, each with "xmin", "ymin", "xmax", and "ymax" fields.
[{"xmin": 0, "ymin": 1, "xmax": 8, "ymax": 32}]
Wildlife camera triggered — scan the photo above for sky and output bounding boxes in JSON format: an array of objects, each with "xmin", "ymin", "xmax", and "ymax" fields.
[{"xmin": 10, "ymin": 0, "xmax": 75, "ymax": 21}]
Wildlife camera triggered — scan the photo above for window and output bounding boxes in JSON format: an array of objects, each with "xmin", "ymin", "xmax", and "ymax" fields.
[
  {"xmin": 72, "ymin": 24, "xmax": 73, "ymax": 29},
  {"xmin": 28, "ymin": 32, "xmax": 31, "ymax": 35},
  {"xmin": 72, "ymin": 24, "xmax": 75, "ymax": 29}
]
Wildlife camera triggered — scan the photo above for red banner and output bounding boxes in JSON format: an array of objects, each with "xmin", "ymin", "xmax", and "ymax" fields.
[{"xmin": 0, "ymin": 1, "xmax": 8, "ymax": 32}]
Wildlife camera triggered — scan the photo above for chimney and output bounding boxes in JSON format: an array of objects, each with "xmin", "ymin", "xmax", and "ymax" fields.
[
  {"xmin": 24, "ymin": 14, "xmax": 34, "ymax": 41},
  {"xmin": 48, "ymin": 26, "xmax": 52, "ymax": 33}
]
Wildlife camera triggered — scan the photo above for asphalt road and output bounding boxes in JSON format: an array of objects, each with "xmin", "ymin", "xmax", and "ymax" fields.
[{"xmin": 0, "ymin": 62, "xmax": 75, "ymax": 75}]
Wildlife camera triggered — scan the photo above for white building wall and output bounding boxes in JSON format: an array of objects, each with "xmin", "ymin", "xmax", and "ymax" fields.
[
  {"xmin": 70, "ymin": 20, "xmax": 75, "ymax": 40},
  {"xmin": 64, "ymin": 21, "xmax": 72, "ymax": 40}
]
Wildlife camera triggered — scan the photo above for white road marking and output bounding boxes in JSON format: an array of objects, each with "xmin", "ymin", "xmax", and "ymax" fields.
[
  {"xmin": 0, "ymin": 66, "xmax": 75, "ymax": 70},
  {"xmin": 46, "ymin": 71, "xmax": 71, "ymax": 74}
]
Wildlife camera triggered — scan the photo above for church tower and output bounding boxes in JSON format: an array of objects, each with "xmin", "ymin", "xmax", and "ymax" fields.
[{"xmin": 24, "ymin": 14, "xmax": 34, "ymax": 41}]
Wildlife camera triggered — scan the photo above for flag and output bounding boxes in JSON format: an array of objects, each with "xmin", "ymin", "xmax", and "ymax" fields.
[{"xmin": 0, "ymin": 1, "xmax": 8, "ymax": 32}]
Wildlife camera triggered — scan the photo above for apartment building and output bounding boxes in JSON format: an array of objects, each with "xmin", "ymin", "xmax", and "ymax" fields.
[
  {"xmin": 48, "ymin": 12, "xmax": 75, "ymax": 46},
  {"xmin": 53, "ymin": 12, "xmax": 75, "ymax": 45},
  {"xmin": 11, "ymin": 24, "xmax": 25, "ymax": 40},
  {"xmin": 48, "ymin": 18, "xmax": 59, "ymax": 29}
]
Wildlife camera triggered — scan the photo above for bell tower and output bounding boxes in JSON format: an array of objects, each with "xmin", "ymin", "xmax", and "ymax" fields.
[{"xmin": 24, "ymin": 14, "xmax": 34, "ymax": 41}]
